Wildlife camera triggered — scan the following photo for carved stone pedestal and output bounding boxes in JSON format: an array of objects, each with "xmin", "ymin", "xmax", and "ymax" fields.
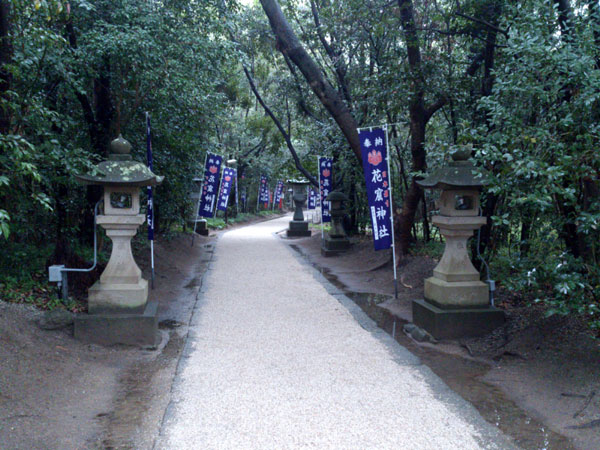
[
  {"xmin": 74, "ymin": 214, "xmax": 158, "ymax": 346},
  {"xmin": 413, "ymin": 215, "xmax": 504, "ymax": 340},
  {"xmin": 194, "ymin": 219, "xmax": 209, "ymax": 236},
  {"xmin": 287, "ymin": 220, "xmax": 311, "ymax": 237},
  {"xmin": 287, "ymin": 192, "xmax": 311, "ymax": 237}
]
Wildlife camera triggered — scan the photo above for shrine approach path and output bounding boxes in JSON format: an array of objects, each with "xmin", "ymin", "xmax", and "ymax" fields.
[{"xmin": 155, "ymin": 215, "xmax": 514, "ymax": 449}]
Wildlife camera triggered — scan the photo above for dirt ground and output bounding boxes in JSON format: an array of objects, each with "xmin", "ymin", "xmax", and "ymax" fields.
[
  {"xmin": 290, "ymin": 231, "xmax": 600, "ymax": 450},
  {"xmin": 1, "ymin": 216, "xmax": 598, "ymax": 449},
  {"xmin": 0, "ymin": 230, "xmax": 214, "ymax": 449}
]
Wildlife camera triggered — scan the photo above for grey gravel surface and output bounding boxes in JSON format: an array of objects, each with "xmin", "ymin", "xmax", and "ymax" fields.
[{"xmin": 156, "ymin": 216, "xmax": 515, "ymax": 450}]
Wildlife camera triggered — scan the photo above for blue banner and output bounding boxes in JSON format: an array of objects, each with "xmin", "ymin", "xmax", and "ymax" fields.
[
  {"xmin": 359, "ymin": 127, "xmax": 393, "ymax": 251},
  {"xmin": 234, "ymin": 171, "xmax": 239, "ymax": 209},
  {"xmin": 146, "ymin": 114, "xmax": 154, "ymax": 240},
  {"xmin": 259, "ymin": 175, "xmax": 269, "ymax": 208},
  {"xmin": 318, "ymin": 157, "xmax": 332, "ymax": 223},
  {"xmin": 308, "ymin": 188, "xmax": 316, "ymax": 210},
  {"xmin": 274, "ymin": 180, "xmax": 284, "ymax": 208},
  {"xmin": 217, "ymin": 167, "xmax": 236, "ymax": 212},
  {"xmin": 198, "ymin": 153, "xmax": 223, "ymax": 218}
]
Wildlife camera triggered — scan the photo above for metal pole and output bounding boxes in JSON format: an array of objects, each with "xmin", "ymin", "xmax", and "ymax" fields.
[
  {"xmin": 256, "ymin": 178, "xmax": 261, "ymax": 212},
  {"xmin": 235, "ymin": 170, "xmax": 239, "ymax": 214},
  {"xmin": 385, "ymin": 125, "xmax": 399, "ymax": 299},
  {"xmin": 150, "ymin": 240, "xmax": 155, "ymax": 289},
  {"xmin": 146, "ymin": 112, "xmax": 155, "ymax": 289},
  {"xmin": 218, "ymin": 166, "xmax": 226, "ymax": 222},
  {"xmin": 192, "ymin": 152, "xmax": 209, "ymax": 246}
]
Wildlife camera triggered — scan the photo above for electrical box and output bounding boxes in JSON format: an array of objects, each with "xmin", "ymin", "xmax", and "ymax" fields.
[{"xmin": 48, "ymin": 265, "xmax": 65, "ymax": 282}]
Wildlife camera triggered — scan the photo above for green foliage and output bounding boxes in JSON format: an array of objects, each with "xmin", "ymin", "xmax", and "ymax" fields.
[
  {"xmin": 467, "ymin": 0, "xmax": 600, "ymax": 332},
  {"xmin": 0, "ymin": 0, "xmax": 599, "ymax": 334}
]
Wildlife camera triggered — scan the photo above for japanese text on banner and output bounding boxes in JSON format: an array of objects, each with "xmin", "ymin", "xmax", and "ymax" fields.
[
  {"xmin": 259, "ymin": 175, "xmax": 269, "ymax": 207},
  {"xmin": 217, "ymin": 167, "xmax": 236, "ymax": 212},
  {"xmin": 318, "ymin": 157, "xmax": 333, "ymax": 223},
  {"xmin": 308, "ymin": 188, "xmax": 316, "ymax": 210},
  {"xmin": 198, "ymin": 153, "xmax": 223, "ymax": 218},
  {"xmin": 274, "ymin": 181, "xmax": 284, "ymax": 208},
  {"xmin": 359, "ymin": 128, "xmax": 393, "ymax": 251},
  {"xmin": 146, "ymin": 114, "xmax": 154, "ymax": 240}
]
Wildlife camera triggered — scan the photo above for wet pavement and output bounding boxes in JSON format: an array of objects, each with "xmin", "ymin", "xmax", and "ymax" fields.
[
  {"xmin": 155, "ymin": 215, "xmax": 516, "ymax": 449},
  {"xmin": 287, "ymin": 247, "xmax": 577, "ymax": 450}
]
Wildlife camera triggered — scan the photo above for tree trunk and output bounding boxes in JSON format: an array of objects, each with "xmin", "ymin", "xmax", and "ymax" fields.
[
  {"xmin": 259, "ymin": 0, "xmax": 362, "ymax": 165},
  {"xmin": 396, "ymin": 0, "xmax": 446, "ymax": 254},
  {"xmin": 0, "ymin": 0, "xmax": 12, "ymax": 135}
]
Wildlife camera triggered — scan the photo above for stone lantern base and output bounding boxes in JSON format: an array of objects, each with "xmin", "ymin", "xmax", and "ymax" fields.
[
  {"xmin": 321, "ymin": 234, "xmax": 350, "ymax": 256},
  {"xmin": 73, "ymin": 214, "xmax": 158, "ymax": 347},
  {"xmin": 193, "ymin": 218, "xmax": 209, "ymax": 236},
  {"xmin": 74, "ymin": 300, "xmax": 159, "ymax": 347},
  {"xmin": 411, "ymin": 214, "xmax": 504, "ymax": 339},
  {"xmin": 287, "ymin": 220, "xmax": 311, "ymax": 237},
  {"xmin": 412, "ymin": 299, "xmax": 505, "ymax": 340}
]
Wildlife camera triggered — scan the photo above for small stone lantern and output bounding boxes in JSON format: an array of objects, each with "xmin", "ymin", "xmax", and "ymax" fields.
[
  {"xmin": 74, "ymin": 135, "xmax": 163, "ymax": 346},
  {"xmin": 413, "ymin": 147, "xmax": 504, "ymax": 339},
  {"xmin": 321, "ymin": 191, "xmax": 350, "ymax": 256},
  {"xmin": 287, "ymin": 179, "xmax": 311, "ymax": 237}
]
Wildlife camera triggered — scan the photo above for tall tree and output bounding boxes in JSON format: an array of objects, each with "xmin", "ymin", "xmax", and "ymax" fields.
[{"xmin": 259, "ymin": 0, "xmax": 362, "ymax": 165}]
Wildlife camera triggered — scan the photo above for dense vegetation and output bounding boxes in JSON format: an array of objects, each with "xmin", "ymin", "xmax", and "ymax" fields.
[{"xmin": 0, "ymin": 0, "xmax": 598, "ymax": 334}]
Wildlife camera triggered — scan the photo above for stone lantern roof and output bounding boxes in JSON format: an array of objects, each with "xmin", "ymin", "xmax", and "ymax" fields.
[
  {"xmin": 75, "ymin": 135, "xmax": 163, "ymax": 187},
  {"xmin": 286, "ymin": 178, "xmax": 309, "ymax": 185},
  {"xmin": 326, "ymin": 191, "xmax": 348, "ymax": 202},
  {"xmin": 417, "ymin": 147, "xmax": 488, "ymax": 190}
]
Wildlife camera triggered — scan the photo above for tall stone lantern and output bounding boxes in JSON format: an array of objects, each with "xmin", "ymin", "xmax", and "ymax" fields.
[
  {"xmin": 74, "ymin": 135, "xmax": 163, "ymax": 346},
  {"xmin": 287, "ymin": 179, "xmax": 311, "ymax": 237},
  {"xmin": 413, "ymin": 148, "xmax": 504, "ymax": 339}
]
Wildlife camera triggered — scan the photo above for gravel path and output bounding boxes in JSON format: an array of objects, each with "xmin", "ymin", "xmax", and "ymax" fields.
[{"xmin": 156, "ymin": 216, "xmax": 515, "ymax": 450}]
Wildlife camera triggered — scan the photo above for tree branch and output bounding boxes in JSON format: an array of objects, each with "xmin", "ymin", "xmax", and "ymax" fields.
[
  {"xmin": 259, "ymin": 0, "xmax": 362, "ymax": 165},
  {"xmin": 455, "ymin": 11, "xmax": 509, "ymax": 38},
  {"xmin": 243, "ymin": 66, "xmax": 318, "ymax": 187}
]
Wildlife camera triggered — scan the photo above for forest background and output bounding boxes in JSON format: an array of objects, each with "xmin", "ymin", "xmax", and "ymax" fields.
[{"xmin": 0, "ymin": 0, "xmax": 598, "ymax": 335}]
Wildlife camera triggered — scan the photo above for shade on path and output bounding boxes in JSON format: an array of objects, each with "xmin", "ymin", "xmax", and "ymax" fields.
[{"xmin": 156, "ymin": 215, "xmax": 514, "ymax": 449}]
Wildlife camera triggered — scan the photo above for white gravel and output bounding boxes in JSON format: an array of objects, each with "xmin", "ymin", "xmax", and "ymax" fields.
[{"xmin": 156, "ymin": 216, "xmax": 514, "ymax": 450}]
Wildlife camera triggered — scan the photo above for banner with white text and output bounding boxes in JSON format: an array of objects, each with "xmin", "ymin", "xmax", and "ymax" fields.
[
  {"xmin": 259, "ymin": 175, "xmax": 269, "ymax": 208},
  {"xmin": 359, "ymin": 128, "xmax": 393, "ymax": 250},
  {"xmin": 217, "ymin": 167, "xmax": 236, "ymax": 212},
  {"xmin": 198, "ymin": 153, "xmax": 223, "ymax": 218},
  {"xmin": 318, "ymin": 157, "xmax": 332, "ymax": 223}
]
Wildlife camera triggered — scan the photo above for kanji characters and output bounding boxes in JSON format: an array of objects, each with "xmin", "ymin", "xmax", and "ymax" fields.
[{"xmin": 372, "ymin": 169, "xmax": 382, "ymax": 183}]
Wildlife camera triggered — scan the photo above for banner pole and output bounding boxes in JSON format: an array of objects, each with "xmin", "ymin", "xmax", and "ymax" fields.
[
  {"xmin": 218, "ymin": 165, "xmax": 226, "ymax": 219},
  {"xmin": 256, "ymin": 178, "xmax": 261, "ymax": 212},
  {"xmin": 236, "ymin": 171, "xmax": 239, "ymax": 214},
  {"xmin": 192, "ymin": 152, "xmax": 209, "ymax": 247},
  {"xmin": 150, "ymin": 240, "xmax": 155, "ymax": 288},
  {"xmin": 146, "ymin": 112, "xmax": 155, "ymax": 289},
  {"xmin": 385, "ymin": 125, "xmax": 398, "ymax": 299}
]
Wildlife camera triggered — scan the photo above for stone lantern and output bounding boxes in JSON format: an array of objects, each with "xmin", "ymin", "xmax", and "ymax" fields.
[
  {"xmin": 286, "ymin": 179, "xmax": 311, "ymax": 237},
  {"xmin": 74, "ymin": 135, "xmax": 163, "ymax": 346},
  {"xmin": 413, "ymin": 147, "xmax": 504, "ymax": 339},
  {"xmin": 321, "ymin": 191, "xmax": 350, "ymax": 256}
]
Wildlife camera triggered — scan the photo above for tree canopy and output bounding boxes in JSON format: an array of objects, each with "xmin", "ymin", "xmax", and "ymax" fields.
[{"xmin": 0, "ymin": 0, "xmax": 598, "ymax": 334}]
